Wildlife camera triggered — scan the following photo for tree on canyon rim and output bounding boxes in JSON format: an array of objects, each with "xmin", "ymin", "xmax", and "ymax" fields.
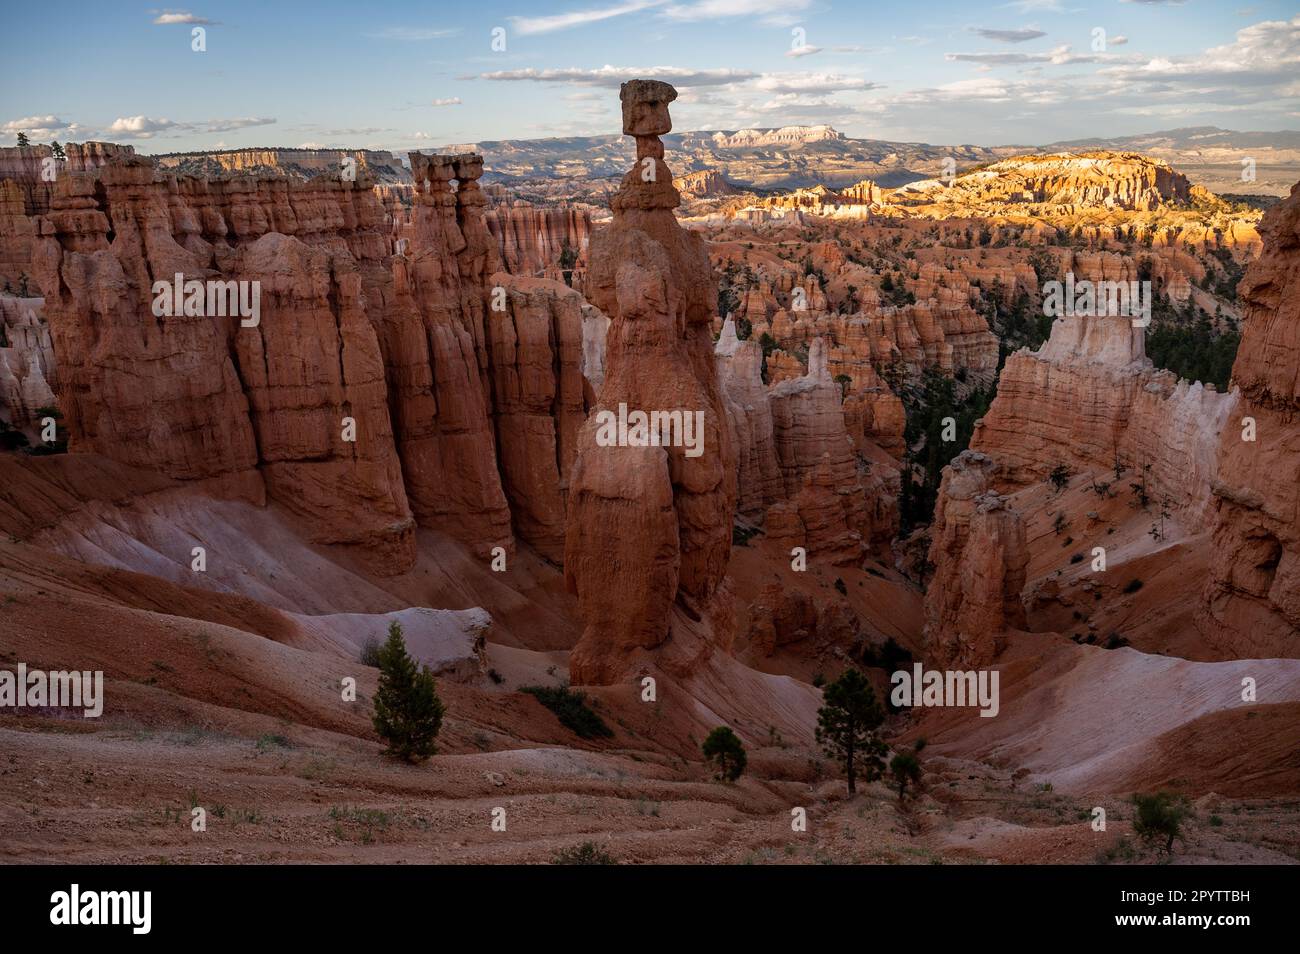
[
  {"xmin": 372, "ymin": 621, "xmax": 445, "ymax": 763},
  {"xmin": 816, "ymin": 669, "xmax": 887, "ymax": 794}
]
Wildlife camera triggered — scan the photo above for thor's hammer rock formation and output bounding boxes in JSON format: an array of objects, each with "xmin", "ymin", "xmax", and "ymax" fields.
[{"xmin": 564, "ymin": 80, "xmax": 737, "ymax": 684}]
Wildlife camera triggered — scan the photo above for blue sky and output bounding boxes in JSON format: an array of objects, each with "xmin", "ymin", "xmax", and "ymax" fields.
[{"xmin": 2, "ymin": 1, "xmax": 1298, "ymax": 151}]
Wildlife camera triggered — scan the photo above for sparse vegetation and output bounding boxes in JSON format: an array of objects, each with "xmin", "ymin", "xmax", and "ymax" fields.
[
  {"xmin": 552, "ymin": 841, "xmax": 616, "ymax": 865},
  {"xmin": 701, "ymin": 726, "xmax": 747, "ymax": 782},
  {"xmin": 1049, "ymin": 463, "xmax": 1072, "ymax": 492},
  {"xmin": 522, "ymin": 685, "xmax": 613, "ymax": 739},
  {"xmin": 890, "ymin": 738, "xmax": 926, "ymax": 801},
  {"xmin": 1132, "ymin": 791, "xmax": 1192, "ymax": 853}
]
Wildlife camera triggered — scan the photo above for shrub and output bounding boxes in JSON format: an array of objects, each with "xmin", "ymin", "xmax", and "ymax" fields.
[
  {"xmin": 521, "ymin": 685, "xmax": 613, "ymax": 739},
  {"xmin": 701, "ymin": 726, "xmax": 747, "ymax": 782},
  {"xmin": 1122, "ymin": 579, "xmax": 1144, "ymax": 594},
  {"xmin": 359, "ymin": 636, "xmax": 382, "ymax": 667},
  {"xmin": 890, "ymin": 738, "xmax": 926, "ymax": 801},
  {"xmin": 552, "ymin": 841, "xmax": 615, "ymax": 865},
  {"xmin": 1049, "ymin": 463, "xmax": 1072, "ymax": 491},
  {"xmin": 372, "ymin": 621, "xmax": 445, "ymax": 763},
  {"xmin": 1132, "ymin": 791, "xmax": 1191, "ymax": 853}
]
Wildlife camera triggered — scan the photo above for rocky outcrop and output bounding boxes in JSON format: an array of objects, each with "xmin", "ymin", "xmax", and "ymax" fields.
[
  {"xmin": 564, "ymin": 80, "xmax": 736, "ymax": 684},
  {"xmin": 153, "ymin": 148, "xmax": 410, "ymax": 184},
  {"xmin": 892, "ymin": 152, "xmax": 1195, "ymax": 214},
  {"xmin": 29, "ymin": 156, "xmax": 420, "ymax": 567},
  {"xmin": 483, "ymin": 202, "xmax": 592, "ymax": 283},
  {"xmin": 24, "ymin": 144, "xmax": 540, "ymax": 572},
  {"xmin": 714, "ymin": 317, "xmax": 783, "ymax": 521},
  {"xmin": 1200, "ymin": 182, "xmax": 1300, "ymax": 655},
  {"xmin": 972, "ymin": 313, "xmax": 1236, "ymax": 521},
  {"xmin": 711, "ymin": 126, "xmax": 845, "ymax": 149},
  {"xmin": 767, "ymin": 338, "xmax": 877, "ymax": 562},
  {"xmin": 1, "ymin": 143, "xmax": 142, "ymax": 292},
  {"xmin": 673, "ymin": 169, "xmax": 740, "ymax": 199},
  {"xmin": 389, "ymin": 151, "xmax": 513, "ymax": 555},
  {"xmin": 0, "ymin": 296, "xmax": 56, "ymax": 436},
  {"xmin": 924, "ymin": 451, "xmax": 1028, "ymax": 667},
  {"xmin": 485, "ymin": 273, "xmax": 601, "ymax": 561}
]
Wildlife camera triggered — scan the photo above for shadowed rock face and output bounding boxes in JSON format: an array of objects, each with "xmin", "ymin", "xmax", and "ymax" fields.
[
  {"xmin": 923, "ymin": 451, "xmax": 1028, "ymax": 668},
  {"xmin": 20, "ymin": 146, "xmax": 611, "ymax": 574},
  {"xmin": 1200, "ymin": 181, "xmax": 1300, "ymax": 654},
  {"xmin": 564, "ymin": 80, "xmax": 737, "ymax": 685}
]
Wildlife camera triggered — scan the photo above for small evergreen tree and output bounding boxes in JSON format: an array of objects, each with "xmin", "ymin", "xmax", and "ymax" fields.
[
  {"xmin": 16, "ymin": 132, "xmax": 30, "ymax": 147},
  {"xmin": 701, "ymin": 726, "xmax": 747, "ymax": 782},
  {"xmin": 371, "ymin": 621, "xmax": 444, "ymax": 763},
  {"xmin": 816, "ymin": 668, "xmax": 887, "ymax": 794},
  {"xmin": 558, "ymin": 242, "xmax": 577, "ymax": 288},
  {"xmin": 890, "ymin": 738, "xmax": 926, "ymax": 801}
]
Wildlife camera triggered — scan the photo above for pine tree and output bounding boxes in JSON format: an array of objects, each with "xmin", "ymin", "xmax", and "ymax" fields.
[
  {"xmin": 371, "ymin": 621, "xmax": 444, "ymax": 763},
  {"xmin": 890, "ymin": 738, "xmax": 926, "ymax": 801},
  {"xmin": 701, "ymin": 726, "xmax": 747, "ymax": 782},
  {"xmin": 816, "ymin": 669, "xmax": 887, "ymax": 794},
  {"xmin": 16, "ymin": 132, "xmax": 30, "ymax": 147}
]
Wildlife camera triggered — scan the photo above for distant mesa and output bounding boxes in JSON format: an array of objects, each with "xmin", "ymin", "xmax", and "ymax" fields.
[{"xmin": 710, "ymin": 125, "xmax": 846, "ymax": 149}]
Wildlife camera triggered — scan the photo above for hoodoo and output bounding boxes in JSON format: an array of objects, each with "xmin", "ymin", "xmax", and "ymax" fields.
[{"xmin": 564, "ymin": 81, "xmax": 737, "ymax": 684}]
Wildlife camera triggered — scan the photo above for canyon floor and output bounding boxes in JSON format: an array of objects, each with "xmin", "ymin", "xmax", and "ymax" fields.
[{"xmin": 2, "ymin": 453, "xmax": 1297, "ymax": 866}]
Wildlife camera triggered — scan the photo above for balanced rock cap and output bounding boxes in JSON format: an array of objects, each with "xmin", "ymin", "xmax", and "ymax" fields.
[{"xmin": 620, "ymin": 80, "xmax": 677, "ymax": 137}]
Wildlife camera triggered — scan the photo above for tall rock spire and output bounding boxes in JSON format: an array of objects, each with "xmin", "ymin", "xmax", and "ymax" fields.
[{"xmin": 563, "ymin": 80, "xmax": 736, "ymax": 685}]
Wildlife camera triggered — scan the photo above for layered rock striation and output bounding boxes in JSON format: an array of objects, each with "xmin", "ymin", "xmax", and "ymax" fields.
[
  {"xmin": 924, "ymin": 451, "xmax": 1028, "ymax": 667},
  {"xmin": 972, "ymin": 313, "xmax": 1236, "ymax": 522},
  {"xmin": 564, "ymin": 80, "xmax": 737, "ymax": 684},
  {"xmin": 16, "ymin": 144, "xmax": 615, "ymax": 572},
  {"xmin": 1200, "ymin": 182, "xmax": 1300, "ymax": 654}
]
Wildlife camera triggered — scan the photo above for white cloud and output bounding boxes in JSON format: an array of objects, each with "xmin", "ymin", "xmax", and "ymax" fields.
[
  {"xmin": 1000, "ymin": 0, "xmax": 1064, "ymax": 12},
  {"xmin": 509, "ymin": 0, "xmax": 665, "ymax": 35},
  {"xmin": 785, "ymin": 45, "xmax": 823, "ymax": 58},
  {"xmin": 947, "ymin": 44, "xmax": 1137, "ymax": 66},
  {"xmin": 663, "ymin": 0, "xmax": 812, "ymax": 27},
  {"xmin": 971, "ymin": 27, "xmax": 1047, "ymax": 43},
  {"xmin": 108, "ymin": 116, "xmax": 181, "ymax": 138},
  {"xmin": 152, "ymin": 11, "xmax": 219, "ymax": 25},
  {"xmin": 1100, "ymin": 15, "xmax": 1300, "ymax": 89},
  {"xmin": 102, "ymin": 115, "xmax": 274, "ymax": 139},
  {"xmin": 753, "ymin": 73, "xmax": 879, "ymax": 94},
  {"xmin": 3, "ymin": 115, "xmax": 81, "ymax": 137},
  {"xmin": 431, "ymin": 98, "xmax": 462, "ymax": 106},
  {"xmin": 476, "ymin": 65, "xmax": 757, "ymax": 87},
  {"xmin": 202, "ymin": 117, "xmax": 276, "ymax": 133}
]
